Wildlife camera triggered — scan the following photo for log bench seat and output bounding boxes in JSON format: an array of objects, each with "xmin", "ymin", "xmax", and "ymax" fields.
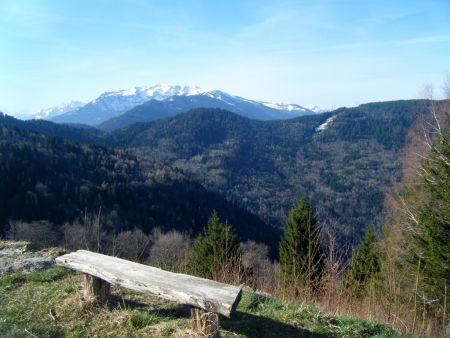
[{"xmin": 56, "ymin": 250, "xmax": 242, "ymax": 336}]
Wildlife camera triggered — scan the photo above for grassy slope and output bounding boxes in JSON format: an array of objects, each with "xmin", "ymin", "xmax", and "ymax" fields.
[{"xmin": 0, "ymin": 266, "xmax": 411, "ymax": 338}]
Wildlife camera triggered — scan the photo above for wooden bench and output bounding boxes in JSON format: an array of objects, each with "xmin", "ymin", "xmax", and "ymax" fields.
[{"xmin": 56, "ymin": 250, "xmax": 242, "ymax": 336}]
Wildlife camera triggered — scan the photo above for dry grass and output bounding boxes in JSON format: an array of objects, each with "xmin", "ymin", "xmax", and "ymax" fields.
[{"xmin": 0, "ymin": 265, "xmax": 410, "ymax": 338}]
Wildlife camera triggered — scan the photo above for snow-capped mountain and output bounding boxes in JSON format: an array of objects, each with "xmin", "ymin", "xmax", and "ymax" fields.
[
  {"xmin": 50, "ymin": 85, "xmax": 212, "ymax": 125},
  {"xmin": 99, "ymin": 85, "xmax": 210, "ymax": 101},
  {"xmin": 48, "ymin": 85, "xmax": 314, "ymax": 126},
  {"xmin": 33, "ymin": 101, "xmax": 85, "ymax": 119},
  {"xmin": 98, "ymin": 90, "xmax": 315, "ymax": 131},
  {"xmin": 200, "ymin": 90, "xmax": 314, "ymax": 119}
]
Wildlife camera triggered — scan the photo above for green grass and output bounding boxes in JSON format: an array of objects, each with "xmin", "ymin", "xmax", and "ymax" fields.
[
  {"xmin": 0, "ymin": 266, "xmax": 412, "ymax": 337},
  {"xmin": 129, "ymin": 310, "xmax": 165, "ymax": 329},
  {"xmin": 221, "ymin": 292, "xmax": 411, "ymax": 338}
]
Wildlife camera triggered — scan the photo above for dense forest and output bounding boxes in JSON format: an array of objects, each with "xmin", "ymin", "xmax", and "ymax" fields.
[
  {"xmin": 114, "ymin": 100, "xmax": 424, "ymax": 243},
  {"xmin": 0, "ymin": 118, "xmax": 280, "ymax": 250},
  {"xmin": 0, "ymin": 100, "xmax": 427, "ymax": 245}
]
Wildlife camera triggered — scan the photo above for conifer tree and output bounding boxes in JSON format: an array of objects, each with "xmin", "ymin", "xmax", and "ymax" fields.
[
  {"xmin": 344, "ymin": 227, "xmax": 380, "ymax": 297},
  {"xmin": 189, "ymin": 211, "xmax": 242, "ymax": 280},
  {"xmin": 410, "ymin": 112, "xmax": 450, "ymax": 303},
  {"xmin": 279, "ymin": 197, "xmax": 323, "ymax": 296}
]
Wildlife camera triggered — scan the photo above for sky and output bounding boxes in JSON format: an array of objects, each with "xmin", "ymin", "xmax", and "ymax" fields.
[{"xmin": 1, "ymin": 0, "xmax": 449, "ymax": 115}]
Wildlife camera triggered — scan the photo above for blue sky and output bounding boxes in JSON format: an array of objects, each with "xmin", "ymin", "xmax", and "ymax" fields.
[{"xmin": 1, "ymin": 0, "xmax": 449, "ymax": 115}]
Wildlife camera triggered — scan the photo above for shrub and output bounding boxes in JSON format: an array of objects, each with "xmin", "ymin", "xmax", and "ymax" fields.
[{"xmin": 242, "ymin": 241, "xmax": 277, "ymax": 292}]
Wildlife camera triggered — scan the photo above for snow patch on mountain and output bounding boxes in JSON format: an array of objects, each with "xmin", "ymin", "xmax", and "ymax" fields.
[
  {"xmin": 316, "ymin": 115, "xmax": 337, "ymax": 132},
  {"xmin": 198, "ymin": 90, "xmax": 240, "ymax": 106},
  {"xmin": 262, "ymin": 102, "xmax": 309, "ymax": 113},
  {"xmin": 97, "ymin": 85, "xmax": 213, "ymax": 102},
  {"xmin": 306, "ymin": 105, "xmax": 328, "ymax": 113},
  {"xmin": 198, "ymin": 91, "xmax": 312, "ymax": 116}
]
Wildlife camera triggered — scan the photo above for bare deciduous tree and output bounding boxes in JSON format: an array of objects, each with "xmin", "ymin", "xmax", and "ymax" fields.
[
  {"xmin": 115, "ymin": 228, "xmax": 151, "ymax": 263},
  {"xmin": 147, "ymin": 229, "xmax": 192, "ymax": 271},
  {"xmin": 241, "ymin": 240, "xmax": 277, "ymax": 291},
  {"xmin": 8, "ymin": 220, "xmax": 60, "ymax": 249}
]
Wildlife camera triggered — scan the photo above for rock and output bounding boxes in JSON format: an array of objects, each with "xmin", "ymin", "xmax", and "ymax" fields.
[
  {"xmin": 0, "ymin": 241, "xmax": 29, "ymax": 258},
  {"xmin": 1, "ymin": 256, "xmax": 55, "ymax": 274},
  {"xmin": 0, "ymin": 240, "xmax": 58, "ymax": 276},
  {"xmin": 0, "ymin": 247, "xmax": 27, "ymax": 258}
]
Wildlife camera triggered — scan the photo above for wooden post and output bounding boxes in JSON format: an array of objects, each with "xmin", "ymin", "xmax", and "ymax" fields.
[
  {"xmin": 83, "ymin": 273, "xmax": 110, "ymax": 303},
  {"xmin": 190, "ymin": 307, "xmax": 219, "ymax": 337}
]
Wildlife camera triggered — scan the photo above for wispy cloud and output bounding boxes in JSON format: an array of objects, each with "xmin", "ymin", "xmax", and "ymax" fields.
[{"xmin": 1, "ymin": 0, "xmax": 449, "ymax": 113}]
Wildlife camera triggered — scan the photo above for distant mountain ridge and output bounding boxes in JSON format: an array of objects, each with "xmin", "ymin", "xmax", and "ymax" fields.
[
  {"xmin": 50, "ymin": 85, "xmax": 209, "ymax": 125},
  {"xmin": 33, "ymin": 101, "xmax": 85, "ymax": 119},
  {"xmin": 36, "ymin": 85, "xmax": 315, "ymax": 126},
  {"xmin": 98, "ymin": 90, "xmax": 313, "ymax": 131}
]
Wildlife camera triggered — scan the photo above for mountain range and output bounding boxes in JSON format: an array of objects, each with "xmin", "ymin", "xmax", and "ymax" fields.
[
  {"xmin": 0, "ymin": 99, "xmax": 426, "ymax": 246},
  {"xmin": 24, "ymin": 85, "xmax": 315, "ymax": 127},
  {"xmin": 97, "ymin": 91, "xmax": 314, "ymax": 131}
]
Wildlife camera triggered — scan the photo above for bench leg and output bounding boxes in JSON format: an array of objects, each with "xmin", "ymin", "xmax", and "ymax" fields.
[
  {"xmin": 190, "ymin": 307, "xmax": 219, "ymax": 337},
  {"xmin": 83, "ymin": 274, "xmax": 110, "ymax": 303}
]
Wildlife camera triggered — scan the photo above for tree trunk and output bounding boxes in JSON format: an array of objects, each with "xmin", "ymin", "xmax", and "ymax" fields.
[
  {"xmin": 190, "ymin": 307, "xmax": 219, "ymax": 337},
  {"xmin": 83, "ymin": 273, "xmax": 110, "ymax": 303}
]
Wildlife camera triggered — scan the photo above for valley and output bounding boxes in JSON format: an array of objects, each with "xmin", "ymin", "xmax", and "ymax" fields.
[{"xmin": 1, "ymin": 99, "xmax": 424, "ymax": 245}]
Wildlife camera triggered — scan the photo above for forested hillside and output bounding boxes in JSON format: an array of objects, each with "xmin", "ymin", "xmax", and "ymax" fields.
[
  {"xmin": 0, "ymin": 100, "xmax": 426, "ymax": 244},
  {"xmin": 0, "ymin": 113, "xmax": 109, "ymax": 146},
  {"xmin": 110, "ymin": 100, "xmax": 424, "ymax": 242},
  {"xmin": 0, "ymin": 121, "xmax": 279, "ymax": 249}
]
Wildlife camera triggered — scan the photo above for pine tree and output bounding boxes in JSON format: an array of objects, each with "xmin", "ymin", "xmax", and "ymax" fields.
[
  {"xmin": 410, "ymin": 112, "xmax": 450, "ymax": 303},
  {"xmin": 344, "ymin": 227, "xmax": 380, "ymax": 297},
  {"xmin": 189, "ymin": 211, "xmax": 242, "ymax": 281},
  {"xmin": 279, "ymin": 197, "xmax": 324, "ymax": 296}
]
